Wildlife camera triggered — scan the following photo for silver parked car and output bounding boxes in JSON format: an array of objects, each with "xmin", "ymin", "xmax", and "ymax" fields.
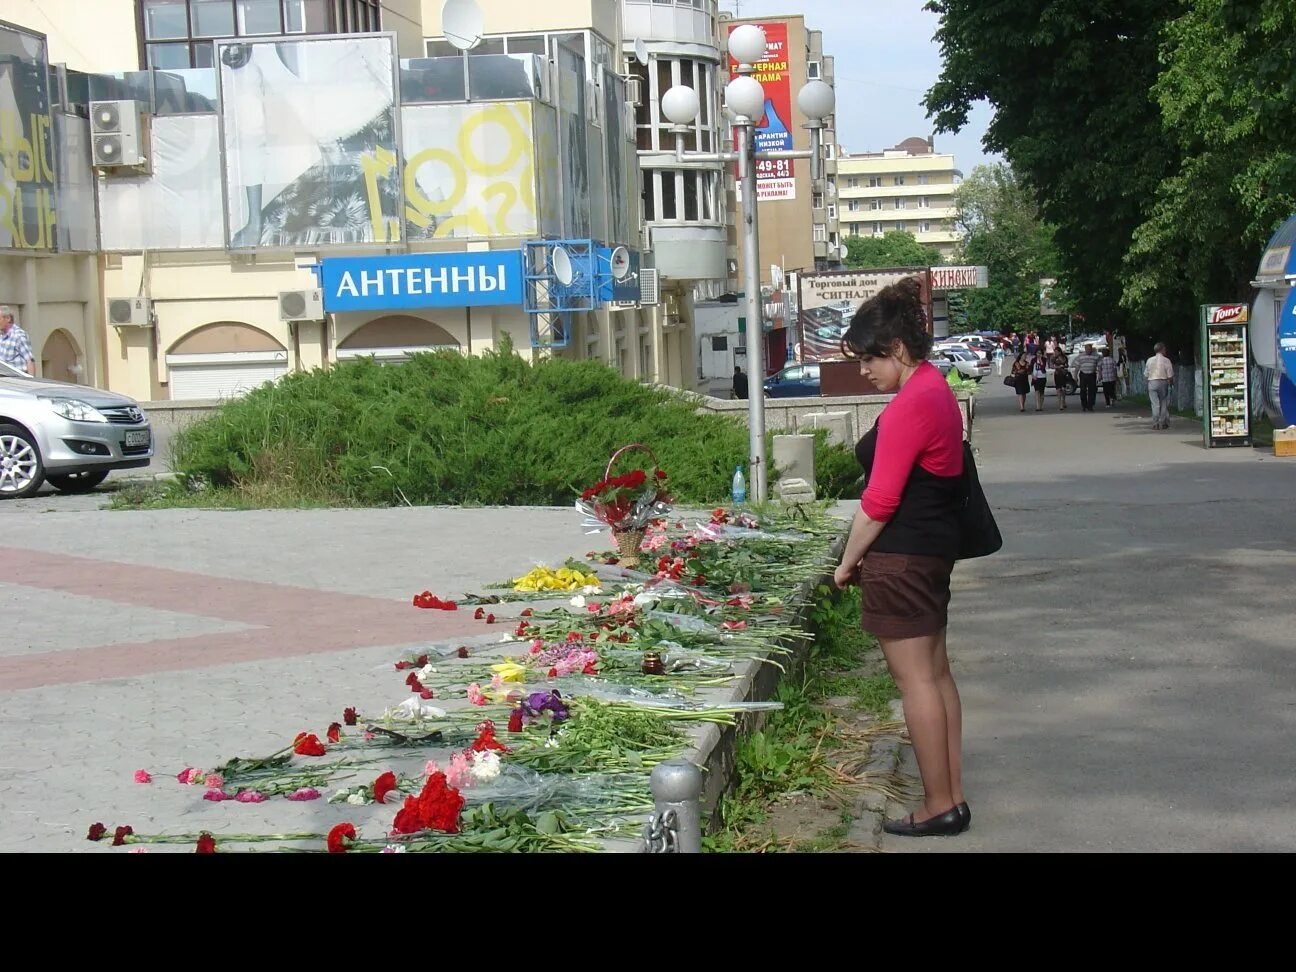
[{"xmin": 0, "ymin": 360, "xmax": 153, "ymax": 499}]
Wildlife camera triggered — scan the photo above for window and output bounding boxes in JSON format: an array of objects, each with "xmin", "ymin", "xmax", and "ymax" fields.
[
  {"xmin": 813, "ymin": 224, "xmax": 827, "ymax": 242},
  {"xmin": 850, "ymin": 224, "xmax": 861, "ymax": 236},
  {"xmin": 847, "ymin": 177, "xmax": 858, "ymax": 188},
  {"xmin": 894, "ymin": 197, "xmax": 905, "ymax": 210},
  {"xmin": 869, "ymin": 200, "xmax": 882, "ymax": 210},
  {"xmin": 895, "ymin": 221, "xmax": 906, "ymax": 233},
  {"xmin": 847, "ymin": 200, "xmax": 859, "ymax": 212},
  {"xmin": 917, "ymin": 196, "xmax": 928, "ymax": 208},
  {"xmin": 812, "ymin": 191, "xmax": 824, "ymax": 210},
  {"xmin": 920, "ymin": 220, "xmax": 932, "ymax": 233},
  {"xmin": 807, "ymin": 60, "xmax": 821, "ymax": 80},
  {"xmin": 918, "ymin": 173, "xmax": 930, "ymax": 185},
  {"xmin": 873, "ymin": 222, "xmax": 883, "ymax": 235},
  {"xmin": 894, "ymin": 175, "xmax": 906, "ymax": 186},
  {"xmin": 867, "ymin": 176, "xmax": 880, "ymax": 188},
  {"xmin": 141, "ymin": 0, "xmax": 362, "ymax": 69},
  {"xmin": 711, "ymin": 335, "xmax": 729, "ymax": 352},
  {"xmin": 827, "ymin": 203, "xmax": 837, "ymax": 219}
]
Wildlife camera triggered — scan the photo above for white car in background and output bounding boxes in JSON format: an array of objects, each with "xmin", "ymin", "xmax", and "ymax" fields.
[{"xmin": 939, "ymin": 348, "xmax": 991, "ymax": 381}]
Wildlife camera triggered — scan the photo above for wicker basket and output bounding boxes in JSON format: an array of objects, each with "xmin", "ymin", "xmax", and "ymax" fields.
[{"xmin": 613, "ymin": 528, "xmax": 647, "ymax": 568}]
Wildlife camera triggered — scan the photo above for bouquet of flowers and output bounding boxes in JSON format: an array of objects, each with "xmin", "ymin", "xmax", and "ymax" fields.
[{"xmin": 576, "ymin": 445, "xmax": 672, "ymax": 569}]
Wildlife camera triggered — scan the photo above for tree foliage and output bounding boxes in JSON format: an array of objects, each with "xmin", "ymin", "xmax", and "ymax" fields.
[
  {"xmin": 844, "ymin": 231, "xmax": 944, "ymax": 271},
  {"xmin": 954, "ymin": 163, "xmax": 1064, "ymax": 334},
  {"xmin": 924, "ymin": 0, "xmax": 1296, "ymax": 352}
]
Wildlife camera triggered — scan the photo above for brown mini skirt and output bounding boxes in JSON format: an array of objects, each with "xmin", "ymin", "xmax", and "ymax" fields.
[{"xmin": 856, "ymin": 551, "xmax": 954, "ymax": 639}]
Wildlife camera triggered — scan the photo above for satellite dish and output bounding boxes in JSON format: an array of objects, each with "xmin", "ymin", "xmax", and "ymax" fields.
[
  {"xmin": 609, "ymin": 246, "xmax": 632, "ymax": 280},
  {"xmin": 552, "ymin": 246, "xmax": 575, "ymax": 286},
  {"xmin": 442, "ymin": 0, "xmax": 484, "ymax": 52},
  {"xmin": 633, "ymin": 37, "xmax": 649, "ymax": 66}
]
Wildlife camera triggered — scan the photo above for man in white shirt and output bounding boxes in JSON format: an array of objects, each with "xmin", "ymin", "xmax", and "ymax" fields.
[{"xmin": 1144, "ymin": 342, "xmax": 1176, "ymax": 430}]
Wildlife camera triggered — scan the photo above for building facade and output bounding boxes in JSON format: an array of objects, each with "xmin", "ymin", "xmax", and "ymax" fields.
[
  {"xmin": 0, "ymin": 0, "xmax": 705, "ymax": 403},
  {"xmin": 834, "ymin": 136, "xmax": 962, "ymax": 259}
]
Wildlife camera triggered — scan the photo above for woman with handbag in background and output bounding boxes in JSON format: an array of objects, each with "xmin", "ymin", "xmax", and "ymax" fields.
[
  {"xmin": 1008, "ymin": 352, "xmax": 1031, "ymax": 411},
  {"xmin": 1031, "ymin": 351, "xmax": 1049, "ymax": 411},
  {"xmin": 1051, "ymin": 349, "xmax": 1072, "ymax": 410},
  {"xmin": 833, "ymin": 277, "xmax": 997, "ymax": 838}
]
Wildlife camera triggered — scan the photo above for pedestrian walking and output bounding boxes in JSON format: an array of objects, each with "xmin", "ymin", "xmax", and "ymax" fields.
[
  {"xmin": 0, "ymin": 306, "xmax": 35, "ymax": 376},
  {"xmin": 1097, "ymin": 347, "xmax": 1119, "ymax": 406},
  {"xmin": 1031, "ymin": 351, "xmax": 1049, "ymax": 411},
  {"xmin": 731, "ymin": 364, "xmax": 748, "ymax": 400},
  {"xmin": 1073, "ymin": 342, "xmax": 1101, "ymax": 412},
  {"xmin": 1145, "ymin": 342, "xmax": 1175, "ymax": 429},
  {"xmin": 994, "ymin": 346, "xmax": 1005, "ymax": 376},
  {"xmin": 1051, "ymin": 349, "xmax": 1071, "ymax": 410},
  {"xmin": 1010, "ymin": 351, "xmax": 1031, "ymax": 411},
  {"xmin": 833, "ymin": 276, "xmax": 970, "ymax": 838}
]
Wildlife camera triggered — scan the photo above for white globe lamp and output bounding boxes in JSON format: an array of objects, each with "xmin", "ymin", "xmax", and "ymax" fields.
[
  {"xmin": 727, "ymin": 24, "xmax": 768, "ymax": 66},
  {"xmin": 660, "ymin": 85, "xmax": 701, "ymax": 126},
  {"xmin": 798, "ymin": 79, "xmax": 836, "ymax": 121},
  {"xmin": 725, "ymin": 75, "xmax": 766, "ymax": 122}
]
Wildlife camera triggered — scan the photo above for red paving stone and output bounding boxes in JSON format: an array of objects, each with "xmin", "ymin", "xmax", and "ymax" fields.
[{"xmin": 0, "ymin": 547, "xmax": 483, "ymax": 691}]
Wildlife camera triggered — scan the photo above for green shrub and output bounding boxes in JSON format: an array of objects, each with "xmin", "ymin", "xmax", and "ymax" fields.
[{"xmin": 170, "ymin": 341, "xmax": 861, "ymax": 507}]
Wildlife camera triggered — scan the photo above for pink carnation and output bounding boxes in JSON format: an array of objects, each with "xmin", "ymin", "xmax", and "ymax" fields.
[
  {"xmin": 424, "ymin": 760, "xmax": 442, "ymax": 776},
  {"xmin": 203, "ymin": 789, "xmax": 234, "ymax": 802},
  {"xmin": 466, "ymin": 683, "xmax": 487, "ymax": 706},
  {"xmin": 133, "ymin": 769, "xmax": 152, "ymax": 784},
  {"xmin": 285, "ymin": 788, "xmax": 322, "ymax": 802},
  {"xmin": 203, "ymin": 774, "xmax": 224, "ymax": 790},
  {"xmin": 446, "ymin": 752, "xmax": 472, "ymax": 789},
  {"xmin": 235, "ymin": 790, "xmax": 267, "ymax": 803},
  {"xmin": 363, "ymin": 731, "xmax": 375, "ymax": 741},
  {"xmin": 177, "ymin": 767, "xmax": 201, "ymax": 785}
]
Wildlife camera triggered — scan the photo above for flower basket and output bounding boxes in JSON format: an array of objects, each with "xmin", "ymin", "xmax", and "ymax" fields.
[{"xmin": 575, "ymin": 444, "xmax": 673, "ymax": 568}]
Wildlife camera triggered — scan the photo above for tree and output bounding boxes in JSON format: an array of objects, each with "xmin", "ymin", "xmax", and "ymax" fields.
[
  {"xmin": 845, "ymin": 231, "xmax": 945, "ymax": 270},
  {"xmin": 1123, "ymin": 0, "xmax": 1296, "ymax": 320},
  {"xmin": 952, "ymin": 163, "xmax": 1064, "ymax": 334},
  {"xmin": 924, "ymin": 0, "xmax": 1188, "ymax": 341}
]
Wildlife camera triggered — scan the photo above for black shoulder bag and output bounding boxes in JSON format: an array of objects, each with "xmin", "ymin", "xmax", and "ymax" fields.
[{"xmin": 956, "ymin": 441, "xmax": 1002, "ymax": 560}]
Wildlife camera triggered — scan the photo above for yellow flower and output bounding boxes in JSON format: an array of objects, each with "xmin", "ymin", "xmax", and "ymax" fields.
[{"xmin": 490, "ymin": 660, "xmax": 528, "ymax": 683}]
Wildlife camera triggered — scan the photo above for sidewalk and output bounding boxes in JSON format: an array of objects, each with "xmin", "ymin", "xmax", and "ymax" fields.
[{"xmin": 882, "ymin": 384, "xmax": 1296, "ymax": 852}]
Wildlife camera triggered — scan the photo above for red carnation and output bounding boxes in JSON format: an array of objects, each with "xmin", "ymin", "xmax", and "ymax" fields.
[
  {"xmin": 195, "ymin": 832, "xmax": 216, "ymax": 854},
  {"xmin": 416, "ymin": 655, "xmax": 429, "ymax": 667},
  {"xmin": 86, "ymin": 822, "xmax": 107, "ymax": 842},
  {"xmin": 408, "ymin": 678, "xmax": 423, "ymax": 693},
  {"xmin": 373, "ymin": 771, "xmax": 397, "ymax": 805},
  {"xmin": 326, "ymin": 722, "xmax": 342, "ymax": 744},
  {"xmin": 394, "ymin": 660, "xmax": 411, "ymax": 670},
  {"xmin": 693, "ymin": 575, "xmax": 707, "ymax": 586},
  {"xmin": 419, "ymin": 689, "xmax": 435, "ymax": 700},
  {"xmin": 471, "ymin": 724, "xmax": 510, "ymax": 753},
  {"xmin": 404, "ymin": 672, "xmax": 420, "ymax": 687},
  {"xmin": 343, "ymin": 707, "xmax": 358, "ymax": 726},
  {"xmin": 474, "ymin": 607, "xmax": 485, "ymax": 620},
  {"xmin": 327, "ymin": 822, "xmax": 357, "ymax": 854},
  {"xmin": 391, "ymin": 772, "xmax": 464, "ymax": 835},
  {"xmin": 456, "ymin": 646, "xmax": 470, "ymax": 658},
  {"xmin": 485, "ymin": 613, "xmax": 495, "ymax": 624},
  {"xmin": 112, "ymin": 825, "xmax": 134, "ymax": 847},
  {"xmin": 566, "ymin": 631, "xmax": 583, "ymax": 643},
  {"xmin": 520, "ymin": 608, "xmax": 533, "ymax": 617},
  {"xmin": 582, "ymin": 661, "xmax": 600, "ymax": 675},
  {"xmin": 507, "ymin": 708, "xmax": 524, "ymax": 733},
  {"xmin": 547, "ymin": 667, "xmax": 558, "ymax": 678},
  {"xmin": 655, "ymin": 469, "xmax": 667, "ymax": 480},
  {"xmin": 514, "ymin": 622, "xmax": 529, "ymax": 637},
  {"xmin": 293, "ymin": 732, "xmax": 327, "ymax": 757}
]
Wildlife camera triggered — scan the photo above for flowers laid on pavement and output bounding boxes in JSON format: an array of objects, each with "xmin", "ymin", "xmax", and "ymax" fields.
[
  {"xmin": 391, "ymin": 772, "xmax": 465, "ymax": 836},
  {"xmin": 327, "ymin": 823, "xmax": 357, "ymax": 854},
  {"xmin": 196, "ymin": 833, "xmax": 216, "ymax": 853},
  {"xmin": 511, "ymin": 564, "xmax": 601, "ymax": 594},
  {"xmin": 133, "ymin": 770, "xmax": 152, "ymax": 784},
  {"xmin": 292, "ymin": 733, "xmax": 328, "ymax": 757},
  {"xmin": 412, "ymin": 592, "xmax": 458, "ymax": 610}
]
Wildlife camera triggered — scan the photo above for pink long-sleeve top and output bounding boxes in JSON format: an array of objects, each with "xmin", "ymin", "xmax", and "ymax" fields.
[{"xmin": 859, "ymin": 361, "xmax": 964, "ymax": 524}]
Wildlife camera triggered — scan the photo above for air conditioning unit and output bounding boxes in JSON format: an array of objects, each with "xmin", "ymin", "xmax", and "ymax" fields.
[
  {"xmin": 624, "ymin": 75, "xmax": 643, "ymax": 106},
  {"xmin": 279, "ymin": 289, "xmax": 324, "ymax": 322},
  {"xmin": 638, "ymin": 268, "xmax": 660, "ymax": 307},
  {"xmin": 90, "ymin": 100, "xmax": 147, "ymax": 169},
  {"xmin": 108, "ymin": 296, "xmax": 153, "ymax": 327}
]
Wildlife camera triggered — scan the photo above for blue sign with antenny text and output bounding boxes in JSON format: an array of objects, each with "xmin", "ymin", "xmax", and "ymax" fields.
[{"xmin": 317, "ymin": 252, "xmax": 524, "ymax": 313}]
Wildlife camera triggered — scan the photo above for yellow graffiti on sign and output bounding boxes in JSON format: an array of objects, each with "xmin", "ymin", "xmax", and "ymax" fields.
[{"xmin": 0, "ymin": 108, "xmax": 57, "ymax": 250}]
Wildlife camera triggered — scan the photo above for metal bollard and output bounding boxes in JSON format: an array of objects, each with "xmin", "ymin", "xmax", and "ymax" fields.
[{"xmin": 644, "ymin": 759, "xmax": 704, "ymax": 853}]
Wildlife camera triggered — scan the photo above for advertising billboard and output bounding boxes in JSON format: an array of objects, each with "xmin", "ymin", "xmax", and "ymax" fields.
[
  {"xmin": 218, "ymin": 36, "xmax": 401, "ymax": 249},
  {"xmin": 555, "ymin": 43, "xmax": 590, "ymax": 239},
  {"xmin": 0, "ymin": 22, "xmax": 56, "ymax": 251},
  {"xmin": 318, "ymin": 251, "xmax": 524, "ymax": 313},
  {"xmin": 797, "ymin": 267, "xmax": 930, "ymax": 362},
  {"xmin": 728, "ymin": 20, "xmax": 795, "ymax": 202},
  {"xmin": 401, "ymin": 101, "xmax": 538, "ymax": 241}
]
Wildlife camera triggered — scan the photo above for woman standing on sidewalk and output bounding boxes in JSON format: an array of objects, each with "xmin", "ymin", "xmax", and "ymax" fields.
[
  {"xmin": 1010, "ymin": 352, "xmax": 1031, "ymax": 411},
  {"xmin": 833, "ymin": 277, "xmax": 969, "ymax": 838}
]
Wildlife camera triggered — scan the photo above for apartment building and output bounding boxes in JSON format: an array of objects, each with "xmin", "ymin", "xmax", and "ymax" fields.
[
  {"xmin": 0, "ymin": 1, "xmax": 705, "ymax": 402},
  {"xmin": 835, "ymin": 136, "xmax": 962, "ymax": 259}
]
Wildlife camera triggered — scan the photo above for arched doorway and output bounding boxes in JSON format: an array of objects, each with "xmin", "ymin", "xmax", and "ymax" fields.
[
  {"xmin": 165, "ymin": 322, "xmax": 288, "ymax": 400},
  {"xmin": 41, "ymin": 329, "xmax": 82, "ymax": 383},
  {"xmin": 337, "ymin": 316, "xmax": 460, "ymax": 362}
]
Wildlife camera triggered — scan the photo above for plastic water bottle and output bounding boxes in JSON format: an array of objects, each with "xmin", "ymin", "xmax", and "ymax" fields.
[{"xmin": 731, "ymin": 465, "xmax": 747, "ymax": 505}]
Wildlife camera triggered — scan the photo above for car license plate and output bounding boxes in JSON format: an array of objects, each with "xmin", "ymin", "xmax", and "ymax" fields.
[{"xmin": 124, "ymin": 429, "xmax": 150, "ymax": 448}]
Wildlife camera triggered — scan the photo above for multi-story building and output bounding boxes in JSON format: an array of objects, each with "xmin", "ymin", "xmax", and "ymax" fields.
[
  {"xmin": 834, "ymin": 136, "xmax": 962, "ymax": 259},
  {"xmin": 0, "ymin": 0, "xmax": 705, "ymax": 403}
]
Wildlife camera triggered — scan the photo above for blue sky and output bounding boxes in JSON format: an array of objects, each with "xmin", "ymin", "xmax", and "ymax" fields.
[{"xmin": 720, "ymin": 0, "xmax": 998, "ymax": 173}]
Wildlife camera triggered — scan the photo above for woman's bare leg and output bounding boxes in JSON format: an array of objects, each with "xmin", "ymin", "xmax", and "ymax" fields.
[
  {"xmin": 880, "ymin": 632, "xmax": 955, "ymax": 820},
  {"xmin": 933, "ymin": 628, "xmax": 964, "ymax": 806}
]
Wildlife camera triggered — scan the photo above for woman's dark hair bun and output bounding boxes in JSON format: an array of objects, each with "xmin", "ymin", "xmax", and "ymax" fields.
[{"xmin": 840, "ymin": 275, "xmax": 931, "ymax": 361}]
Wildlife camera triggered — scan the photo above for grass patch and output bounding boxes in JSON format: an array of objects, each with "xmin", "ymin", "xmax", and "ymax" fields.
[
  {"xmin": 145, "ymin": 337, "xmax": 860, "ymax": 510},
  {"xmin": 703, "ymin": 585, "xmax": 900, "ymax": 853}
]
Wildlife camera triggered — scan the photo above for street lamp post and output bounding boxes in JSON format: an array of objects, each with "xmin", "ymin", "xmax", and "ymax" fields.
[{"xmin": 660, "ymin": 24, "xmax": 835, "ymax": 504}]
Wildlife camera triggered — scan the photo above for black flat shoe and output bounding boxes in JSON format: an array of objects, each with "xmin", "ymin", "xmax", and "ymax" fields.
[
  {"xmin": 957, "ymin": 802, "xmax": 971, "ymax": 833},
  {"xmin": 882, "ymin": 806, "xmax": 964, "ymax": 837}
]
